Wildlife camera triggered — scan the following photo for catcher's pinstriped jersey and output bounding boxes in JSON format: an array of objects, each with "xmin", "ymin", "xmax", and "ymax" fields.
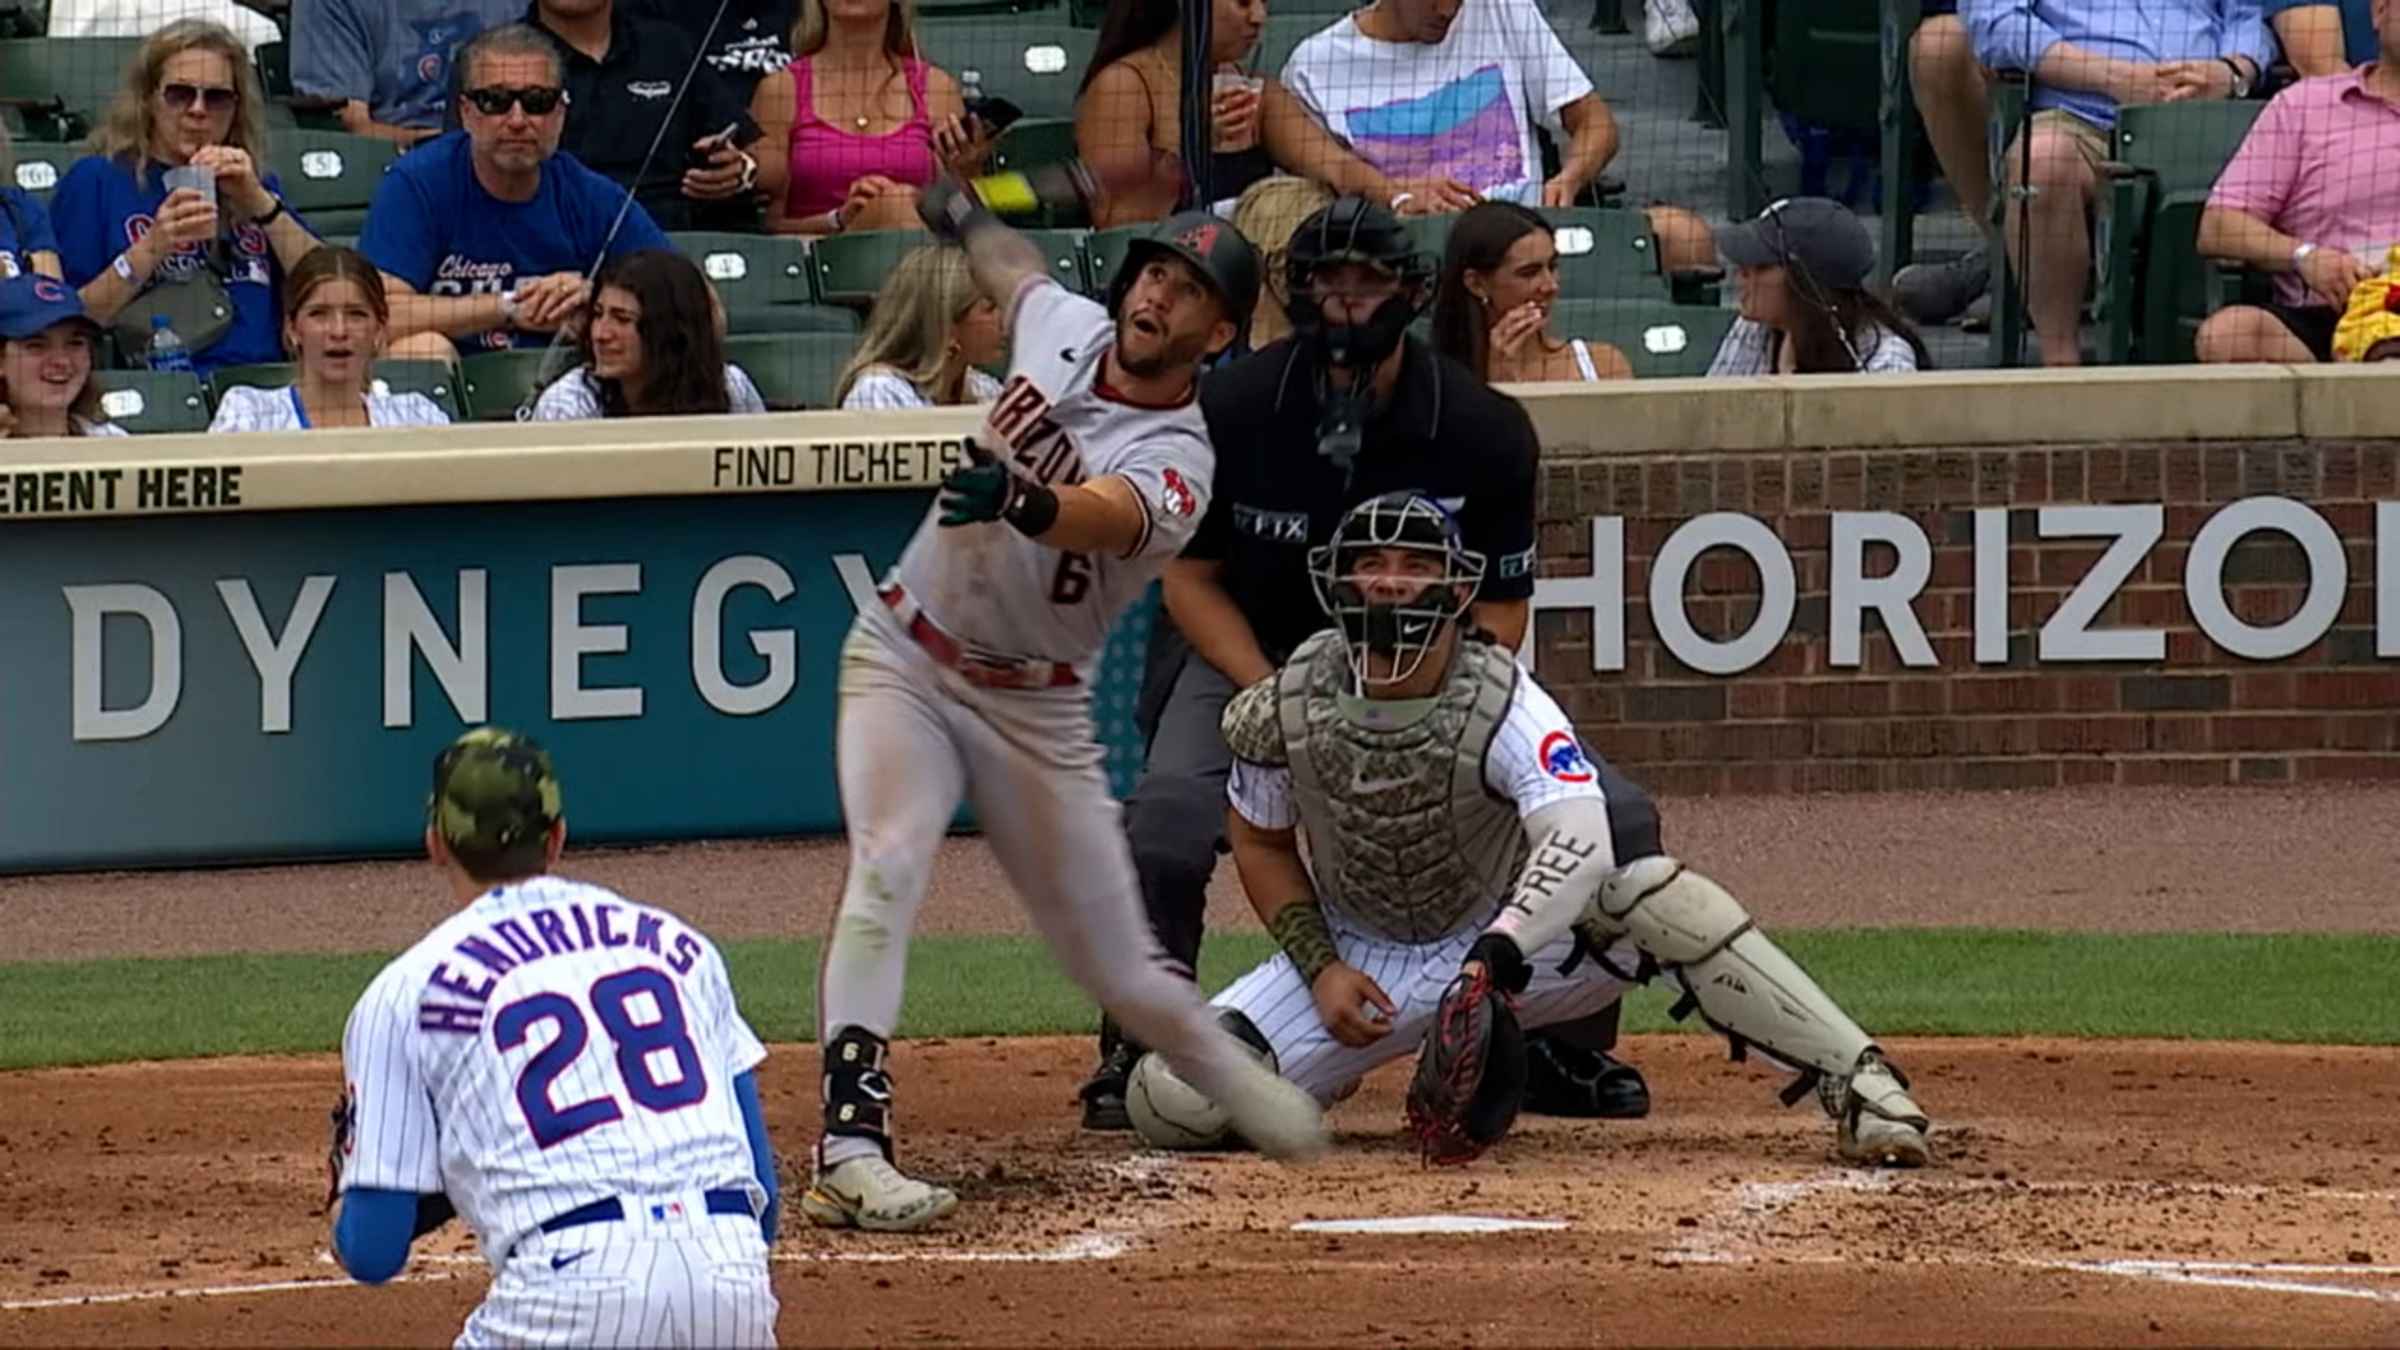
[{"xmin": 887, "ymin": 278, "xmax": 1213, "ymax": 671}]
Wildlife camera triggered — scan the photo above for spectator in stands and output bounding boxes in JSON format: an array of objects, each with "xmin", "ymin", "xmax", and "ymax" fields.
[
  {"xmin": 210, "ymin": 247, "xmax": 453, "ymax": 431},
  {"xmin": 0, "ymin": 126, "xmax": 64, "ymax": 282},
  {"xmin": 359, "ymin": 23, "xmax": 672, "ymax": 361},
  {"xmin": 748, "ymin": 0, "xmax": 993, "ymax": 236},
  {"xmin": 2194, "ymin": 5, "xmax": 2400, "ymax": 363},
  {"xmin": 1228, "ymin": 175, "xmax": 1333, "ymax": 350},
  {"xmin": 2331, "ymin": 243, "xmax": 2400, "ymax": 359},
  {"xmin": 1893, "ymin": 3, "xmax": 1998, "ymax": 329},
  {"xmin": 54, "ymin": 20, "xmax": 322, "ymax": 378},
  {"xmin": 293, "ymin": 0, "xmax": 524, "ymax": 146},
  {"xmin": 635, "ymin": 0, "xmax": 801, "ymax": 112},
  {"xmin": 1900, "ymin": 0, "xmax": 2272, "ymax": 364},
  {"xmin": 532, "ymin": 0, "xmax": 767, "ymax": 231},
  {"xmin": 1278, "ymin": 0, "xmax": 1716, "ymax": 272},
  {"xmin": 1707, "ymin": 196, "xmax": 1928, "ymax": 375},
  {"xmin": 1431, "ymin": 199, "xmax": 1632, "ymax": 382},
  {"xmin": 531, "ymin": 248, "xmax": 766, "ymax": 418},
  {"xmin": 2267, "ymin": 0, "xmax": 2375, "ymax": 75},
  {"xmin": 1074, "ymin": 0, "xmax": 1417, "ymax": 226},
  {"xmin": 0, "ymin": 274, "xmax": 126, "ymax": 439},
  {"xmin": 834, "ymin": 244, "xmax": 1004, "ymax": 409},
  {"xmin": 48, "ymin": 0, "xmax": 280, "ymax": 57}
]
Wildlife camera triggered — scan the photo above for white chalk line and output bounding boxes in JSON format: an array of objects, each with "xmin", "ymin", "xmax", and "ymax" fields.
[
  {"xmin": 2034, "ymin": 1260, "xmax": 2400, "ymax": 1304},
  {"xmin": 2, "ymin": 1269, "xmax": 464, "ymax": 1312}
]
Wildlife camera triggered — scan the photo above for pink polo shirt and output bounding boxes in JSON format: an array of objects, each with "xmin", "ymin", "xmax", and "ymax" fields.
[{"xmin": 2210, "ymin": 67, "xmax": 2400, "ymax": 308}]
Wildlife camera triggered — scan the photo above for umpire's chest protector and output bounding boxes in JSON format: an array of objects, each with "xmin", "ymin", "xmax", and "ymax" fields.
[{"xmin": 1277, "ymin": 632, "xmax": 1526, "ymax": 942}]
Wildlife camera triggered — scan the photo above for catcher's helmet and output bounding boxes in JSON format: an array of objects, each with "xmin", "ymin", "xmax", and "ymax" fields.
[
  {"xmin": 1284, "ymin": 195, "xmax": 1436, "ymax": 370},
  {"xmin": 1105, "ymin": 210, "xmax": 1262, "ymax": 341},
  {"xmin": 1309, "ymin": 492, "xmax": 1487, "ymax": 687}
]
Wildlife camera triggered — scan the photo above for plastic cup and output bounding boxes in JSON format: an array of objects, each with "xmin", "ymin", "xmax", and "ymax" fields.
[{"xmin": 163, "ymin": 163, "xmax": 216, "ymax": 209}]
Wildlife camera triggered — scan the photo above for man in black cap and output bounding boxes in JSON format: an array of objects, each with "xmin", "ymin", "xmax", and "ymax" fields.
[{"xmin": 1079, "ymin": 195, "xmax": 1653, "ymax": 1130}]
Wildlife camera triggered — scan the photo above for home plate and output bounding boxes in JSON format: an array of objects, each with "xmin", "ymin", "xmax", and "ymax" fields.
[{"xmin": 1291, "ymin": 1216, "xmax": 1571, "ymax": 1235}]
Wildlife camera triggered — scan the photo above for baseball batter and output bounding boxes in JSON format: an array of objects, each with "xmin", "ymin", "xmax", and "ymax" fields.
[
  {"xmin": 329, "ymin": 728, "xmax": 781, "ymax": 1347},
  {"xmin": 1130, "ymin": 494, "xmax": 1933, "ymax": 1168},
  {"xmin": 802, "ymin": 183, "xmax": 1328, "ymax": 1234}
]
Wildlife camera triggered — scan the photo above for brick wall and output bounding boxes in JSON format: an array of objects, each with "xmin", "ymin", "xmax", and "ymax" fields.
[{"xmin": 1527, "ymin": 440, "xmax": 2400, "ymax": 795}]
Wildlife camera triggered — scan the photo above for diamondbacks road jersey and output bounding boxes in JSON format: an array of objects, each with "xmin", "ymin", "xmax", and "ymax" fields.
[
  {"xmin": 1227, "ymin": 662, "xmax": 1616, "ymax": 941},
  {"xmin": 888, "ymin": 278, "xmax": 1213, "ymax": 670},
  {"xmin": 338, "ymin": 876, "xmax": 768, "ymax": 1270}
]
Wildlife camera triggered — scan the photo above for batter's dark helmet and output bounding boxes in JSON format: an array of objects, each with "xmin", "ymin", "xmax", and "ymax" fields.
[
  {"xmin": 1284, "ymin": 195, "xmax": 1436, "ymax": 370},
  {"xmin": 1105, "ymin": 210, "xmax": 1262, "ymax": 340}
]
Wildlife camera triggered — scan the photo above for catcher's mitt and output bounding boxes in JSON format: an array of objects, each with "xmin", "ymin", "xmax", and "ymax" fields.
[{"xmin": 1403, "ymin": 960, "xmax": 1529, "ymax": 1166}]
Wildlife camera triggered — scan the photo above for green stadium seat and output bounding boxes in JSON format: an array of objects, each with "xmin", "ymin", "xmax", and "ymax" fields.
[
  {"xmin": 919, "ymin": 23, "xmax": 1095, "ymax": 122},
  {"xmin": 991, "ymin": 118, "xmax": 1088, "ymax": 226},
  {"xmin": 458, "ymin": 349, "xmax": 562, "ymax": 421},
  {"xmin": 0, "ymin": 37, "xmax": 142, "ymax": 141},
  {"xmin": 1548, "ymin": 299, "xmax": 1735, "ymax": 379},
  {"xmin": 724, "ymin": 332, "xmax": 859, "ymax": 410},
  {"xmin": 206, "ymin": 359, "xmax": 467, "ymax": 421},
  {"xmin": 1764, "ymin": 0, "xmax": 1929, "ymax": 283},
  {"xmin": 723, "ymin": 302, "xmax": 862, "ymax": 336},
  {"xmin": 2098, "ymin": 100, "xmax": 2266, "ymax": 365},
  {"xmin": 1543, "ymin": 207, "xmax": 1665, "ymax": 300},
  {"xmin": 815, "ymin": 228, "xmax": 1084, "ymax": 305},
  {"xmin": 90, "ymin": 369, "xmax": 210, "ymax": 434},
  {"xmin": 7, "ymin": 139, "xmax": 76, "ymax": 208},
  {"xmin": 268, "ymin": 131, "xmax": 401, "ymax": 239},
  {"xmin": 1255, "ymin": 13, "xmax": 1326, "ymax": 80},
  {"xmin": 920, "ymin": 0, "xmax": 1060, "ymax": 18},
  {"xmin": 672, "ymin": 230, "xmax": 815, "ymax": 306}
]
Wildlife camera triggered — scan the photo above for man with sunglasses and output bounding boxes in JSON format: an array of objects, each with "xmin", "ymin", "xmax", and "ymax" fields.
[
  {"xmin": 530, "ymin": 0, "xmax": 766, "ymax": 231},
  {"xmin": 359, "ymin": 22, "xmax": 674, "ymax": 361}
]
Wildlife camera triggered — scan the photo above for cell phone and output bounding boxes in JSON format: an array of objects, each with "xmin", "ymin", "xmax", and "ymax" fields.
[
  {"xmin": 690, "ymin": 121, "xmax": 741, "ymax": 167},
  {"xmin": 961, "ymin": 96, "xmax": 1024, "ymax": 138}
]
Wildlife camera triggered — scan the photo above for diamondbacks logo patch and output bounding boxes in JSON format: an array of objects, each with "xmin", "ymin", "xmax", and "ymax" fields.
[
  {"xmin": 1160, "ymin": 468, "xmax": 1197, "ymax": 518},
  {"xmin": 1176, "ymin": 221, "xmax": 1221, "ymax": 255},
  {"xmin": 1539, "ymin": 731, "xmax": 1594, "ymax": 783}
]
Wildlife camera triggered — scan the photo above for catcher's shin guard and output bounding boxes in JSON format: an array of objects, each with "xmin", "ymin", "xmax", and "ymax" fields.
[{"xmin": 1593, "ymin": 858, "xmax": 1929, "ymax": 1151}]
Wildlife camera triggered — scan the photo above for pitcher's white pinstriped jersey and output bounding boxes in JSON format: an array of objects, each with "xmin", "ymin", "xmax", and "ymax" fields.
[
  {"xmin": 1227, "ymin": 666, "xmax": 1615, "ymax": 942},
  {"xmin": 338, "ymin": 876, "xmax": 769, "ymax": 1270},
  {"xmin": 888, "ymin": 278, "xmax": 1213, "ymax": 669}
]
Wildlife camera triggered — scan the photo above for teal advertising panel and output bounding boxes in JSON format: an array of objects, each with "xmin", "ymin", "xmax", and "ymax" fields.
[{"xmin": 0, "ymin": 492, "xmax": 1160, "ymax": 871}]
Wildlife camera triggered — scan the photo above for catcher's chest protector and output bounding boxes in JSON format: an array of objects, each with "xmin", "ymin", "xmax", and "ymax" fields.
[{"xmin": 1278, "ymin": 632, "xmax": 1526, "ymax": 942}]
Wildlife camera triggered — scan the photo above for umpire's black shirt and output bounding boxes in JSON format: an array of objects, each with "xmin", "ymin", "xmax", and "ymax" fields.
[
  {"xmin": 531, "ymin": 1, "xmax": 762, "ymax": 233},
  {"xmin": 1189, "ymin": 335, "xmax": 1541, "ymax": 664}
]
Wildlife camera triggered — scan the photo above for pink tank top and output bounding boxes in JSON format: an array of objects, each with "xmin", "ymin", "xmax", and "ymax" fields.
[{"xmin": 784, "ymin": 54, "xmax": 938, "ymax": 219}]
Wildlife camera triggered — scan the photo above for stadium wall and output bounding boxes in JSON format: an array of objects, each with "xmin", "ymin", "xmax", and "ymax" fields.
[{"xmin": 0, "ymin": 369, "xmax": 2391, "ymax": 869}]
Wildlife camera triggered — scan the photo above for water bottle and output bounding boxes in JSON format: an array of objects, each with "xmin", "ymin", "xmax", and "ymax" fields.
[{"xmin": 146, "ymin": 314, "xmax": 195, "ymax": 375}]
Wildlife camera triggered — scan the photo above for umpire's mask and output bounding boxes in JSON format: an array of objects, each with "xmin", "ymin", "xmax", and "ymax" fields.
[
  {"xmin": 1309, "ymin": 493, "xmax": 1486, "ymax": 689},
  {"xmin": 1283, "ymin": 196, "xmax": 1434, "ymax": 375}
]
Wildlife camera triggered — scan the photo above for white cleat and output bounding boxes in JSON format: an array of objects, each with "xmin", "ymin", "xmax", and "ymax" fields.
[
  {"xmin": 1214, "ymin": 1057, "xmax": 1330, "ymax": 1162},
  {"xmin": 1834, "ymin": 1053, "xmax": 1931, "ymax": 1169},
  {"xmin": 799, "ymin": 1156, "xmax": 959, "ymax": 1232}
]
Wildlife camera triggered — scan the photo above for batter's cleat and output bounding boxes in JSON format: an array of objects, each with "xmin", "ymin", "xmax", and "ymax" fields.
[
  {"xmin": 1078, "ymin": 1039, "xmax": 1138, "ymax": 1132},
  {"xmin": 1832, "ymin": 1051, "xmax": 1931, "ymax": 1169},
  {"xmin": 800, "ymin": 1157, "xmax": 959, "ymax": 1232},
  {"xmin": 1213, "ymin": 1056, "xmax": 1330, "ymax": 1162},
  {"xmin": 1521, "ymin": 1037, "xmax": 1652, "ymax": 1120}
]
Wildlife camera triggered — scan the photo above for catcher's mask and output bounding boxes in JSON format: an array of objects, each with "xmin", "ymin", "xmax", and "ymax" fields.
[
  {"xmin": 1284, "ymin": 196, "xmax": 1435, "ymax": 374},
  {"xmin": 1309, "ymin": 492, "xmax": 1486, "ymax": 688}
]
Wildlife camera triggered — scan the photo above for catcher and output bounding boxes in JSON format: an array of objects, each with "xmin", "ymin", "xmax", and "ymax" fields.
[{"xmin": 1126, "ymin": 492, "xmax": 1931, "ymax": 1168}]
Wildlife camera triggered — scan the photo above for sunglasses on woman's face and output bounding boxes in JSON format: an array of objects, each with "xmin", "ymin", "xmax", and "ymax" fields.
[
  {"xmin": 160, "ymin": 82, "xmax": 238, "ymax": 113},
  {"xmin": 463, "ymin": 85, "xmax": 568, "ymax": 117}
]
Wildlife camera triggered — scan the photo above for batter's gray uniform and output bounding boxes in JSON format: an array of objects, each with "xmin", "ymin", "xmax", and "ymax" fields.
[
  {"xmin": 816, "ymin": 276, "xmax": 1275, "ymax": 1163},
  {"xmin": 1209, "ymin": 630, "xmax": 1648, "ymax": 1102}
]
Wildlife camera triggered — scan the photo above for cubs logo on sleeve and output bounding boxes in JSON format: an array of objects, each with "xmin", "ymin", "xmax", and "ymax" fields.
[{"xmin": 1539, "ymin": 731, "xmax": 1595, "ymax": 784}]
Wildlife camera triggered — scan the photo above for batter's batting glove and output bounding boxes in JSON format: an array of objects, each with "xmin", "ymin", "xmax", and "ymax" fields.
[{"xmin": 938, "ymin": 439, "xmax": 1059, "ymax": 535}]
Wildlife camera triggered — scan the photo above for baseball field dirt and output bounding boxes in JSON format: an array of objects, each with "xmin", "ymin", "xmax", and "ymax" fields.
[{"xmin": 3, "ymin": 783, "xmax": 2399, "ymax": 1345}]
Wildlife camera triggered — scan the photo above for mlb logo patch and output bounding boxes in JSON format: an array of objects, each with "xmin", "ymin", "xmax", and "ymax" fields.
[
  {"xmin": 1538, "ymin": 731, "xmax": 1594, "ymax": 783},
  {"xmin": 649, "ymin": 1201, "xmax": 686, "ymax": 1221}
]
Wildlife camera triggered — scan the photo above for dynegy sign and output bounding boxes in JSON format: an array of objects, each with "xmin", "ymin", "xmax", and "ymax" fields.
[{"xmin": 1527, "ymin": 498, "xmax": 2400, "ymax": 675}]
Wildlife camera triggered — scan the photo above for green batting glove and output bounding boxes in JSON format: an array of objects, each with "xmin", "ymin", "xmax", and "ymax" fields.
[{"xmin": 937, "ymin": 440, "xmax": 1015, "ymax": 526}]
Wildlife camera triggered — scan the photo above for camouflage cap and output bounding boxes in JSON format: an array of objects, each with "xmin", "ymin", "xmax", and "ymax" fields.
[{"xmin": 429, "ymin": 727, "xmax": 563, "ymax": 855}]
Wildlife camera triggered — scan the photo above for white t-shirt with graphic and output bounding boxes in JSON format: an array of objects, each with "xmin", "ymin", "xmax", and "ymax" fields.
[{"xmin": 1281, "ymin": 0, "xmax": 1594, "ymax": 205}]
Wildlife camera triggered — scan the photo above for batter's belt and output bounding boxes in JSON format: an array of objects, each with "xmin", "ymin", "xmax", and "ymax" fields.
[
  {"xmin": 510, "ymin": 1187, "xmax": 755, "ymax": 1259},
  {"xmin": 879, "ymin": 582, "xmax": 1080, "ymax": 689}
]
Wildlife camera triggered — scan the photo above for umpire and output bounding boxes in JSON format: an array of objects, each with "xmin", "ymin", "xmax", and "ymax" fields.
[{"xmin": 1079, "ymin": 196, "xmax": 1650, "ymax": 1130}]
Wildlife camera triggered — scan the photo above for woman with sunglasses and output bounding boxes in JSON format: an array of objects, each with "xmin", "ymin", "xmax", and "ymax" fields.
[
  {"xmin": 748, "ymin": 0, "xmax": 996, "ymax": 236},
  {"xmin": 530, "ymin": 249, "xmax": 767, "ymax": 420},
  {"xmin": 210, "ymin": 247, "xmax": 453, "ymax": 433},
  {"xmin": 50, "ymin": 20, "xmax": 319, "ymax": 376}
]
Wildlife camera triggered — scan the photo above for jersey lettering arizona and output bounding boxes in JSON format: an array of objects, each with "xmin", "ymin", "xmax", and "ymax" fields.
[
  {"xmin": 339, "ymin": 876, "xmax": 767, "ymax": 1271},
  {"xmin": 983, "ymin": 375, "xmax": 1087, "ymax": 489}
]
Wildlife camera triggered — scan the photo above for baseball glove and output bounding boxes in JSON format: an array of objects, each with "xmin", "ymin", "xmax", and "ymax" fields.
[
  {"xmin": 1404, "ymin": 948, "xmax": 1530, "ymax": 1166},
  {"xmin": 325, "ymin": 1087, "xmax": 355, "ymax": 1211}
]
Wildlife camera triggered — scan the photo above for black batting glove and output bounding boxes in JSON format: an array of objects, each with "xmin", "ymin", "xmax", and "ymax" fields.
[{"xmin": 917, "ymin": 174, "xmax": 997, "ymax": 245}]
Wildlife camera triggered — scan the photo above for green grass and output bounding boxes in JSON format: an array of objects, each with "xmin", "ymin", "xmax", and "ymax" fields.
[{"xmin": 1, "ymin": 929, "xmax": 2395, "ymax": 1070}]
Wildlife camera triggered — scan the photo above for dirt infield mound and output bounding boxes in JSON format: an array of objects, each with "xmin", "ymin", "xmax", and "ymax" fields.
[{"xmin": 6, "ymin": 1036, "xmax": 2397, "ymax": 1347}]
